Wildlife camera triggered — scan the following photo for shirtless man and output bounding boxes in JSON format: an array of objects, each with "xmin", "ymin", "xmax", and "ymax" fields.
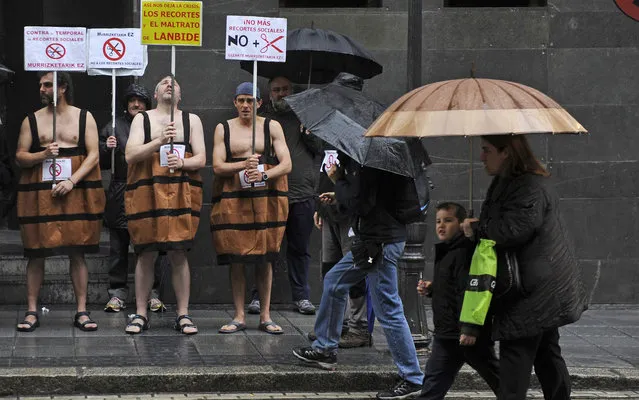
[
  {"xmin": 124, "ymin": 75, "xmax": 205, "ymax": 335},
  {"xmin": 15, "ymin": 71, "xmax": 104, "ymax": 332},
  {"xmin": 211, "ymin": 82, "xmax": 291, "ymax": 334}
]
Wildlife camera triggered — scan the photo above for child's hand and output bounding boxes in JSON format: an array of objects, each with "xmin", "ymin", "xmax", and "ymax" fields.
[
  {"xmin": 459, "ymin": 334, "xmax": 476, "ymax": 346},
  {"xmin": 417, "ymin": 279, "xmax": 432, "ymax": 296}
]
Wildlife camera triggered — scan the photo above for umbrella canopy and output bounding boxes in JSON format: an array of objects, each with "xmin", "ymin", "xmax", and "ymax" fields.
[
  {"xmin": 240, "ymin": 28, "xmax": 383, "ymax": 85},
  {"xmin": 365, "ymin": 78, "xmax": 587, "ymax": 138},
  {"xmin": 284, "ymin": 73, "xmax": 431, "ymax": 205}
]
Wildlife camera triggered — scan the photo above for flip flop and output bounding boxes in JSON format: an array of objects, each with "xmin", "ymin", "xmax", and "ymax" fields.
[
  {"xmin": 259, "ymin": 320, "xmax": 284, "ymax": 335},
  {"xmin": 219, "ymin": 320, "xmax": 246, "ymax": 334}
]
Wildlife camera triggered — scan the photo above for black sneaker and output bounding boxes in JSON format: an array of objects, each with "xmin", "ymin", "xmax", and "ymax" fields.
[
  {"xmin": 292, "ymin": 346, "xmax": 337, "ymax": 371},
  {"xmin": 376, "ymin": 379, "xmax": 422, "ymax": 400}
]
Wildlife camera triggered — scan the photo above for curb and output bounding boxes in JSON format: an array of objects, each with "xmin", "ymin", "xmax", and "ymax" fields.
[{"xmin": 1, "ymin": 366, "xmax": 639, "ymax": 396}]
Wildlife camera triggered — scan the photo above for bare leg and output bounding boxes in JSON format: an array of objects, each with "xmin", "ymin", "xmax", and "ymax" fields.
[
  {"xmin": 134, "ymin": 252, "xmax": 156, "ymax": 316},
  {"xmin": 256, "ymin": 263, "xmax": 281, "ymax": 333},
  {"xmin": 220, "ymin": 263, "xmax": 246, "ymax": 332},
  {"xmin": 17, "ymin": 257, "xmax": 45, "ymax": 329},
  {"xmin": 167, "ymin": 250, "xmax": 196, "ymax": 334},
  {"xmin": 69, "ymin": 253, "xmax": 97, "ymax": 329}
]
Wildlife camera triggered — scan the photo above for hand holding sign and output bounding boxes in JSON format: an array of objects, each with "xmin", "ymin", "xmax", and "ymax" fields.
[
  {"xmin": 166, "ymin": 152, "xmax": 183, "ymax": 170},
  {"xmin": 160, "ymin": 121, "xmax": 177, "ymax": 144},
  {"xmin": 244, "ymin": 154, "xmax": 260, "ymax": 171},
  {"xmin": 44, "ymin": 142, "xmax": 59, "ymax": 158},
  {"xmin": 51, "ymin": 179, "xmax": 74, "ymax": 198},
  {"xmin": 106, "ymin": 136, "xmax": 117, "ymax": 149}
]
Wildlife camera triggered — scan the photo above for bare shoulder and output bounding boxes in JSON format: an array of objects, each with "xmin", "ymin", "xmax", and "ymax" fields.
[
  {"xmin": 187, "ymin": 110, "xmax": 201, "ymax": 119},
  {"xmin": 267, "ymin": 118, "xmax": 284, "ymax": 135},
  {"xmin": 33, "ymin": 106, "xmax": 48, "ymax": 118}
]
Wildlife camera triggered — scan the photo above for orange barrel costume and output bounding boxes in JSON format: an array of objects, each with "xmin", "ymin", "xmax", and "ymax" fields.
[
  {"xmin": 210, "ymin": 119, "xmax": 288, "ymax": 265},
  {"xmin": 17, "ymin": 110, "xmax": 106, "ymax": 257},
  {"xmin": 125, "ymin": 111, "xmax": 202, "ymax": 253}
]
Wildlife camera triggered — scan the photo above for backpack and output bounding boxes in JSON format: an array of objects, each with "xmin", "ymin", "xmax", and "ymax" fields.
[{"xmin": 392, "ymin": 174, "xmax": 430, "ymax": 224}]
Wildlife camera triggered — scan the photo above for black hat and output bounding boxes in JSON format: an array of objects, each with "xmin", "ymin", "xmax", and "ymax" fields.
[{"xmin": 123, "ymin": 84, "xmax": 152, "ymax": 110}]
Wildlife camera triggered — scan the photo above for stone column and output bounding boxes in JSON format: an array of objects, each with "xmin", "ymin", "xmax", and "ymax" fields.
[{"xmin": 397, "ymin": 221, "xmax": 430, "ymax": 347}]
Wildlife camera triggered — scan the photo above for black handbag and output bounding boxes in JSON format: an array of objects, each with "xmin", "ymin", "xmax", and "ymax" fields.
[
  {"xmin": 494, "ymin": 250, "xmax": 524, "ymax": 299},
  {"xmin": 351, "ymin": 239, "xmax": 383, "ymax": 270}
]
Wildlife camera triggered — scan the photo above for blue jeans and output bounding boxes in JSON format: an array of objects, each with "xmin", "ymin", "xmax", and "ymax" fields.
[{"xmin": 312, "ymin": 241, "xmax": 424, "ymax": 386}]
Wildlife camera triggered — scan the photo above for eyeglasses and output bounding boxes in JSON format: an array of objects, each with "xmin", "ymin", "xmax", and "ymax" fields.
[
  {"xmin": 39, "ymin": 82, "xmax": 53, "ymax": 88},
  {"xmin": 235, "ymin": 97, "xmax": 255, "ymax": 105}
]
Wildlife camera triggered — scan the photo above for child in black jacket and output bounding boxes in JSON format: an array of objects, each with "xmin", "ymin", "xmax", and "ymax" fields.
[{"xmin": 416, "ymin": 202, "xmax": 499, "ymax": 399}]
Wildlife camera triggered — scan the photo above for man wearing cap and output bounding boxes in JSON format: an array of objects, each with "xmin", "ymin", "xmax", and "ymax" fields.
[
  {"xmin": 211, "ymin": 82, "xmax": 291, "ymax": 334},
  {"xmin": 99, "ymin": 83, "xmax": 168, "ymax": 314}
]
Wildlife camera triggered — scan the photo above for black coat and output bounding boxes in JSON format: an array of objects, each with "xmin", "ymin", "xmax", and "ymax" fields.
[
  {"xmin": 430, "ymin": 233, "xmax": 480, "ymax": 339},
  {"xmin": 334, "ymin": 161, "xmax": 406, "ymax": 243},
  {"xmin": 476, "ymin": 173, "xmax": 588, "ymax": 341},
  {"xmin": 98, "ymin": 113, "xmax": 132, "ymax": 229}
]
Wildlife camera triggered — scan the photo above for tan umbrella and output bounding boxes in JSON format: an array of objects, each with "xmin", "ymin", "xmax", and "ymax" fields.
[
  {"xmin": 365, "ymin": 78, "xmax": 586, "ymax": 138},
  {"xmin": 364, "ymin": 78, "xmax": 587, "ymax": 212}
]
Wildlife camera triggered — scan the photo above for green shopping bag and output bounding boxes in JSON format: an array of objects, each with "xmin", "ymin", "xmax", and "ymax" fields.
[{"xmin": 460, "ymin": 239, "xmax": 497, "ymax": 326}]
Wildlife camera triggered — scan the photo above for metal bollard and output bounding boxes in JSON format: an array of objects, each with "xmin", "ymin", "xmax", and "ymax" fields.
[{"xmin": 397, "ymin": 221, "xmax": 431, "ymax": 347}]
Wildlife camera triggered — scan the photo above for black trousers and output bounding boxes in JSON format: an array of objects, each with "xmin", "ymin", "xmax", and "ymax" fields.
[
  {"xmin": 499, "ymin": 327, "xmax": 570, "ymax": 400},
  {"xmin": 108, "ymin": 228, "xmax": 164, "ymax": 296},
  {"xmin": 285, "ymin": 198, "xmax": 316, "ymax": 301},
  {"xmin": 417, "ymin": 336, "xmax": 500, "ymax": 399}
]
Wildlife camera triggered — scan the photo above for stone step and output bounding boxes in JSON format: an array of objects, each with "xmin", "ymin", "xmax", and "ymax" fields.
[{"xmin": 0, "ymin": 229, "xmax": 117, "ymax": 305}]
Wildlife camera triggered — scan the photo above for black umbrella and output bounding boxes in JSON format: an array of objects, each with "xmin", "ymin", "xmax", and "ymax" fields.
[
  {"xmin": 284, "ymin": 73, "xmax": 431, "ymax": 204},
  {"xmin": 240, "ymin": 28, "xmax": 383, "ymax": 85}
]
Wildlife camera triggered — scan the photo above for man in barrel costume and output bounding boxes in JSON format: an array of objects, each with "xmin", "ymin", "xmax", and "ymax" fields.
[
  {"xmin": 211, "ymin": 82, "xmax": 291, "ymax": 334},
  {"xmin": 15, "ymin": 71, "xmax": 105, "ymax": 332},
  {"xmin": 124, "ymin": 75, "xmax": 205, "ymax": 335}
]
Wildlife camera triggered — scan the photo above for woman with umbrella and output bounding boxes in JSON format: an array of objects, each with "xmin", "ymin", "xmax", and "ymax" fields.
[
  {"xmin": 365, "ymin": 76, "xmax": 590, "ymax": 399},
  {"xmin": 459, "ymin": 134, "xmax": 588, "ymax": 400}
]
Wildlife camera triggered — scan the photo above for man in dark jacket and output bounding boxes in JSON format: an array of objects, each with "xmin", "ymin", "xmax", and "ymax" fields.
[
  {"xmin": 250, "ymin": 76, "xmax": 322, "ymax": 315},
  {"xmin": 99, "ymin": 84, "xmax": 167, "ymax": 313},
  {"xmin": 293, "ymin": 156, "xmax": 424, "ymax": 400}
]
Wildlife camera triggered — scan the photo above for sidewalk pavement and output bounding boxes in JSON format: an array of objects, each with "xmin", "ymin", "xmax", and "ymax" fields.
[{"xmin": 0, "ymin": 304, "xmax": 638, "ymax": 396}]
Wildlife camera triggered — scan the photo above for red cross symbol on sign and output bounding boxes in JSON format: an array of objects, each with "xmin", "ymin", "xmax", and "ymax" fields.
[
  {"xmin": 46, "ymin": 43, "xmax": 66, "ymax": 60},
  {"xmin": 103, "ymin": 37, "xmax": 126, "ymax": 61},
  {"xmin": 48, "ymin": 162, "xmax": 62, "ymax": 177},
  {"xmin": 260, "ymin": 34, "xmax": 284, "ymax": 53}
]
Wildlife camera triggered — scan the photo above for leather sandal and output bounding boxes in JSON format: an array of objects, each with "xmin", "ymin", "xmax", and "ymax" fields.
[
  {"xmin": 174, "ymin": 314, "xmax": 198, "ymax": 335},
  {"xmin": 74, "ymin": 311, "xmax": 98, "ymax": 332},
  {"xmin": 125, "ymin": 314, "xmax": 149, "ymax": 335},
  {"xmin": 16, "ymin": 311, "xmax": 40, "ymax": 332}
]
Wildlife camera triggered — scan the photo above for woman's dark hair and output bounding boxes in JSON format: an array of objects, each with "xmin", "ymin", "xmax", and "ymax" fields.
[
  {"xmin": 482, "ymin": 134, "xmax": 549, "ymax": 177},
  {"xmin": 37, "ymin": 71, "xmax": 74, "ymax": 105}
]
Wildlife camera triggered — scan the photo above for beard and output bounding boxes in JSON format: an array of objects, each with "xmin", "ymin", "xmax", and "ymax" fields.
[
  {"xmin": 271, "ymin": 99, "xmax": 291, "ymax": 113},
  {"xmin": 40, "ymin": 93, "xmax": 54, "ymax": 106}
]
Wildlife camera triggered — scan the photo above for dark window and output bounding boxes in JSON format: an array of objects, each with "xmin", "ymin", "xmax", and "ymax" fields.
[
  {"xmin": 280, "ymin": 0, "xmax": 381, "ymax": 7},
  {"xmin": 445, "ymin": 0, "xmax": 546, "ymax": 6}
]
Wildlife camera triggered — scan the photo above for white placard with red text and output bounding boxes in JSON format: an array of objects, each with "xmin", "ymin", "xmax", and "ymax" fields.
[
  {"xmin": 225, "ymin": 16, "xmax": 287, "ymax": 62},
  {"xmin": 88, "ymin": 28, "xmax": 145, "ymax": 69},
  {"xmin": 42, "ymin": 158, "xmax": 72, "ymax": 181},
  {"xmin": 24, "ymin": 27, "xmax": 87, "ymax": 71}
]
